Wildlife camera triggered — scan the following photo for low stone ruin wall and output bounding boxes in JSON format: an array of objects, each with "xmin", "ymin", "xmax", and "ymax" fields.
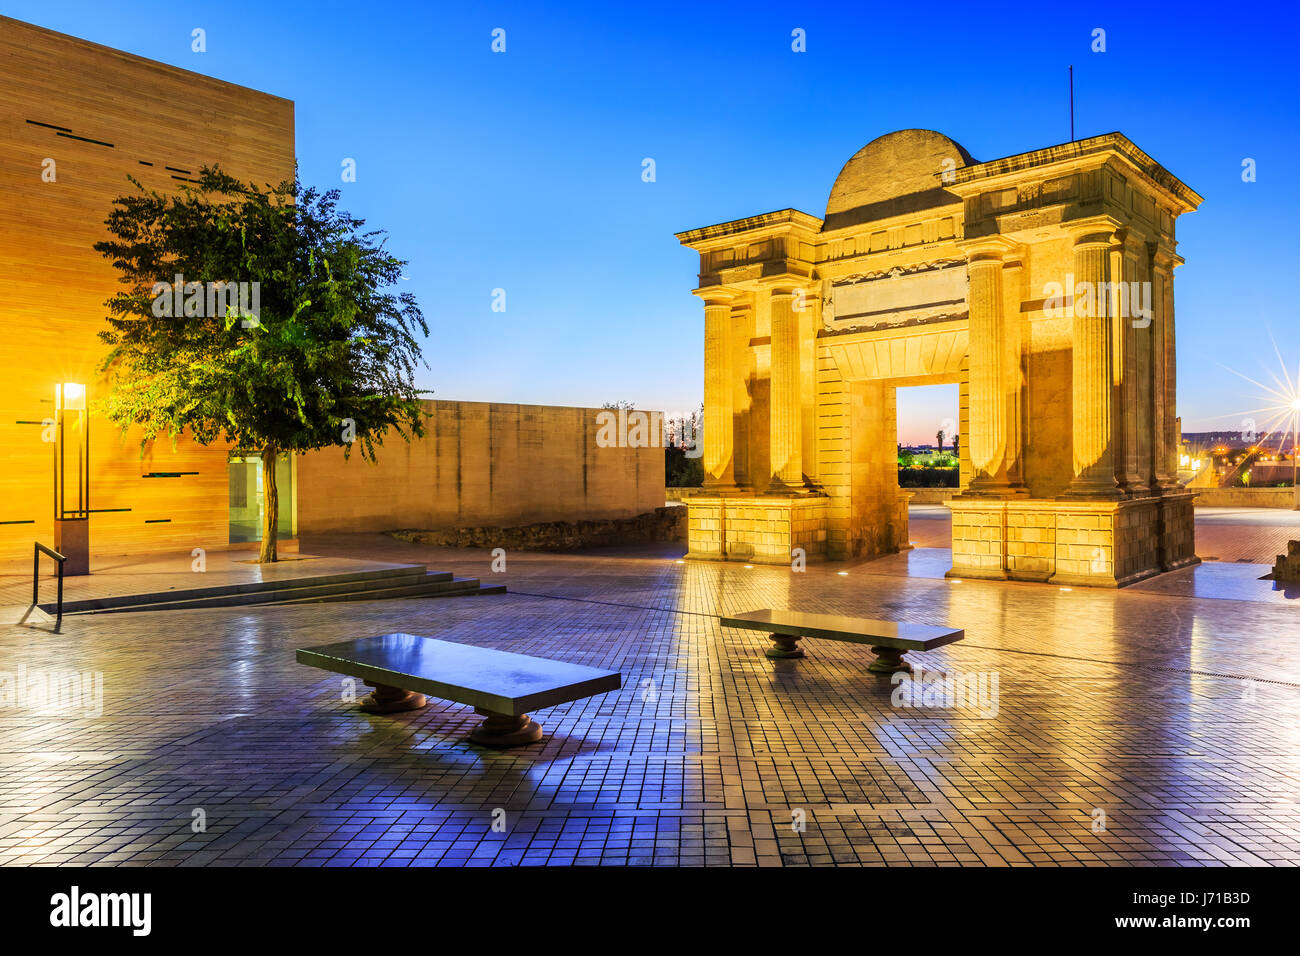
[{"xmin": 389, "ymin": 506, "xmax": 686, "ymax": 551}]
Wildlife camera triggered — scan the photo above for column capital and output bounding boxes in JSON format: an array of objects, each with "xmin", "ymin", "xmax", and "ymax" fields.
[
  {"xmin": 693, "ymin": 286, "xmax": 743, "ymax": 307},
  {"xmin": 958, "ymin": 234, "xmax": 1021, "ymax": 264},
  {"xmin": 1149, "ymin": 245, "xmax": 1183, "ymax": 273},
  {"xmin": 756, "ymin": 277, "xmax": 808, "ymax": 298},
  {"xmin": 1112, "ymin": 226, "xmax": 1153, "ymax": 254},
  {"xmin": 1065, "ymin": 217, "xmax": 1122, "ymax": 249}
]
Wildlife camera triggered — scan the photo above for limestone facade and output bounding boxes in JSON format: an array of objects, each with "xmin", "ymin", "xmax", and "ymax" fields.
[
  {"xmin": 677, "ymin": 129, "xmax": 1200, "ymax": 585},
  {"xmin": 0, "ymin": 16, "xmax": 294, "ymax": 556}
]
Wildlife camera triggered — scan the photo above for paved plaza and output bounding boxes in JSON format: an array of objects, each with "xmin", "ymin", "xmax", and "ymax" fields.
[{"xmin": 2, "ymin": 510, "xmax": 1299, "ymax": 867}]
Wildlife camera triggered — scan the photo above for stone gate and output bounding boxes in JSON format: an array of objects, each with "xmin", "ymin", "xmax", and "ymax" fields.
[{"xmin": 676, "ymin": 129, "xmax": 1200, "ymax": 587}]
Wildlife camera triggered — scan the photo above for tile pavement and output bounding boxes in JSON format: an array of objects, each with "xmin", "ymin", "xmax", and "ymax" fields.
[{"xmin": 1, "ymin": 518, "xmax": 1299, "ymax": 867}]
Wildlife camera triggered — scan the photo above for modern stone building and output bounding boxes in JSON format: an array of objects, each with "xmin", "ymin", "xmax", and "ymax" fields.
[
  {"xmin": 0, "ymin": 17, "xmax": 660, "ymax": 559},
  {"xmin": 677, "ymin": 129, "xmax": 1200, "ymax": 586}
]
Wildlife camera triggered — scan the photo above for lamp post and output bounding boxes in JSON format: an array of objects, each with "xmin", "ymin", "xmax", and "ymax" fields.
[{"xmin": 54, "ymin": 382, "xmax": 90, "ymax": 575}]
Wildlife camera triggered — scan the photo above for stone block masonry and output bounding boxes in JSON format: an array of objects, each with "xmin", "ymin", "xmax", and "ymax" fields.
[
  {"xmin": 947, "ymin": 493, "xmax": 1197, "ymax": 587},
  {"xmin": 686, "ymin": 494, "xmax": 828, "ymax": 564}
]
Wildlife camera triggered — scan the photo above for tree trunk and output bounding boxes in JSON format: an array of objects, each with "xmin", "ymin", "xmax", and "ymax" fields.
[{"xmin": 259, "ymin": 443, "xmax": 278, "ymax": 563}]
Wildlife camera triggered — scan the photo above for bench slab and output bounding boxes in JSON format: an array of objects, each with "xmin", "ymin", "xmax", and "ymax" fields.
[
  {"xmin": 297, "ymin": 633, "xmax": 622, "ymax": 745},
  {"xmin": 720, "ymin": 609, "xmax": 962, "ymax": 671}
]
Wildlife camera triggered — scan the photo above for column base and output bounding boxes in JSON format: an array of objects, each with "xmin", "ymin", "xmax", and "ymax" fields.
[
  {"xmin": 1057, "ymin": 482, "xmax": 1122, "ymax": 500},
  {"xmin": 764, "ymin": 478, "xmax": 812, "ymax": 495},
  {"xmin": 945, "ymin": 566, "xmax": 1008, "ymax": 581},
  {"xmin": 959, "ymin": 480, "xmax": 1029, "ymax": 497}
]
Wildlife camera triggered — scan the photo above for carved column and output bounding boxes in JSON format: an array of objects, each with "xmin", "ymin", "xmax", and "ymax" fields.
[
  {"xmin": 698, "ymin": 288, "xmax": 738, "ymax": 489},
  {"xmin": 1111, "ymin": 232, "xmax": 1148, "ymax": 496},
  {"xmin": 1063, "ymin": 228, "xmax": 1121, "ymax": 498},
  {"xmin": 767, "ymin": 286, "xmax": 803, "ymax": 491},
  {"xmin": 731, "ymin": 299, "xmax": 753, "ymax": 488},
  {"xmin": 1002, "ymin": 255, "xmax": 1028, "ymax": 490},
  {"xmin": 963, "ymin": 241, "xmax": 1023, "ymax": 494},
  {"xmin": 1151, "ymin": 248, "xmax": 1180, "ymax": 491},
  {"xmin": 1133, "ymin": 244, "xmax": 1154, "ymax": 492}
]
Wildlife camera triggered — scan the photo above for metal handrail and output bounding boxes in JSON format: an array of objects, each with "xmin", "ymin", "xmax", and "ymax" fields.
[{"xmin": 33, "ymin": 542, "xmax": 67, "ymax": 633}]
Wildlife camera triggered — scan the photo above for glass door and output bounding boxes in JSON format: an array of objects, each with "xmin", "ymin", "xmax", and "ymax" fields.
[{"xmin": 228, "ymin": 452, "xmax": 294, "ymax": 543}]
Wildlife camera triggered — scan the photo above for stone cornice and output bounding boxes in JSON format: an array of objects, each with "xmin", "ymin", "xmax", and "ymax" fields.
[
  {"xmin": 946, "ymin": 132, "xmax": 1202, "ymax": 213},
  {"xmin": 676, "ymin": 208, "xmax": 824, "ymax": 248}
]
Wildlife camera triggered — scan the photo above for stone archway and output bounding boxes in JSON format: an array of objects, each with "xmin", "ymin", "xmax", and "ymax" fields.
[{"xmin": 677, "ymin": 129, "xmax": 1201, "ymax": 587}]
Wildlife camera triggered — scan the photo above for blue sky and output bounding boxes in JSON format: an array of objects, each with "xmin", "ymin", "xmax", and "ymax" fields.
[{"xmin": 7, "ymin": 0, "xmax": 1298, "ymax": 443}]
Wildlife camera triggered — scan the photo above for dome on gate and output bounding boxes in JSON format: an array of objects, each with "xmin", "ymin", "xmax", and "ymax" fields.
[{"xmin": 823, "ymin": 129, "xmax": 976, "ymax": 231}]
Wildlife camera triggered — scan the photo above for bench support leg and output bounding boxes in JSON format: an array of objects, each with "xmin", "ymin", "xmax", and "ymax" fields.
[
  {"xmin": 358, "ymin": 682, "xmax": 428, "ymax": 714},
  {"xmin": 470, "ymin": 708, "xmax": 543, "ymax": 747},
  {"xmin": 765, "ymin": 633, "xmax": 805, "ymax": 659},
  {"xmin": 868, "ymin": 646, "xmax": 912, "ymax": 674}
]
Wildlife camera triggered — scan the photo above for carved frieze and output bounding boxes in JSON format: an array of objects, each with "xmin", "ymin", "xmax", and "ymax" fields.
[{"xmin": 823, "ymin": 259, "xmax": 968, "ymax": 331}]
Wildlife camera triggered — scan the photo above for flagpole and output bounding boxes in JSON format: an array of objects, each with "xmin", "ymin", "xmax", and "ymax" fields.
[{"xmin": 1069, "ymin": 65, "xmax": 1075, "ymax": 142}]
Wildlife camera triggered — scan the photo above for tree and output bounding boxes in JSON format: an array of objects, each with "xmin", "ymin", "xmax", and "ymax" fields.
[
  {"xmin": 94, "ymin": 166, "xmax": 428, "ymax": 562},
  {"xmin": 666, "ymin": 445, "xmax": 704, "ymax": 487}
]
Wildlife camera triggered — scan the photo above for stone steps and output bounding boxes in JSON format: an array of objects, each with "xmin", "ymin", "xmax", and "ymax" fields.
[{"xmin": 42, "ymin": 565, "xmax": 505, "ymax": 615}]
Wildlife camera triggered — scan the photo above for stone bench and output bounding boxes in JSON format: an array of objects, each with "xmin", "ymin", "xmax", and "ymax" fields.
[
  {"xmin": 296, "ymin": 633, "xmax": 622, "ymax": 747},
  {"xmin": 720, "ymin": 609, "xmax": 963, "ymax": 673}
]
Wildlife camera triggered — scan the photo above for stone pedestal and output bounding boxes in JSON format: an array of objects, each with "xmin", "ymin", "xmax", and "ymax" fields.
[
  {"xmin": 1156, "ymin": 491, "xmax": 1199, "ymax": 573},
  {"xmin": 946, "ymin": 493, "xmax": 1197, "ymax": 587},
  {"xmin": 470, "ymin": 708, "xmax": 543, "ymax": 747},
  {"xmin": 764, "ymin": 634, "xmax": 805, "ymax": 659},
  {"xmin": 685, "ymin": 493, "xmax": 828, "ymax": 564},
  {"xmin": 867, "ymin": 646, "xmax": 912, "ymax": 674},
  {"xmin": 358, "ymin": 683, "xmax": 428, "ymax": 713},
  {"xmin": 944, "ymin": 495, "xmax": 1012, "ymax": 580}
]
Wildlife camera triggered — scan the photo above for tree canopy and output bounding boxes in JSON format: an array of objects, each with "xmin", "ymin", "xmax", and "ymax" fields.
[{"xmin": 94, "ymin": 165, "xmax": 428, "ymax": 560}]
